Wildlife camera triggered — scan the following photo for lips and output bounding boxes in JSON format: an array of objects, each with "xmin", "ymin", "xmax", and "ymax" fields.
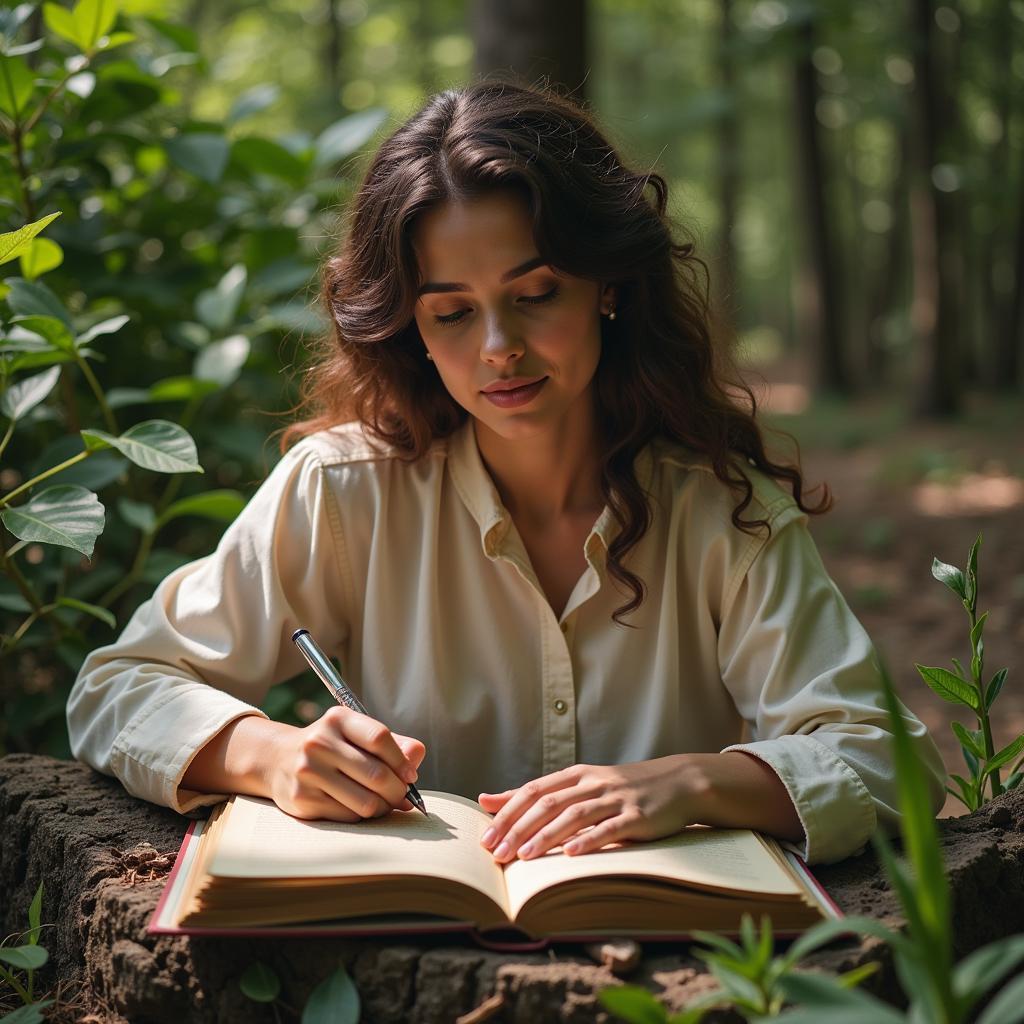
[
  {"xmin": 480, "ymin": 377, "xmax": 548, "ymax": 408},
  {"xmin": 481, "ymin": 376, "xmax": 547, "ymax": 394}
]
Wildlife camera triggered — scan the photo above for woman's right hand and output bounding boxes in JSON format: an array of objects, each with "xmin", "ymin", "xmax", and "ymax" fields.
[{"xmin": 267, "ymin": 706, "xmax": 426, "ymax": 822}]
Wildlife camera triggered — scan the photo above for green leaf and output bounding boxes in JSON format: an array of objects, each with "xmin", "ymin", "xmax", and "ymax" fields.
[
  {"xmin": 598, "ymin": 985, "xmax": 669, "ymax": 1024},
  {"xmin": 72, "ymin": 0, "xmax": 118, "ymax": 50},
  {"xmin": 0, "ymin": 1000, "xmax": 55, "ymax": 1023},
  {"xmin": 689, "ymin": 930, "xmax": 743, "ymax": 960},
  {"xmin": 0, "ymin": 484, "xmax": 105, "ymax": 557},
  {"xmin": 157, "ymin": 489, "xmax": 245, "ymax": 526},
  {"xmin": 985, "ymin": 668, "xmax": 1008, "ymax": 710},
  {"xmin": 778, "ymin": 971, "xmax": 899, "ymax": 1014},
  {"xmin": 118, "ymin": 496, "xmax": 156, "ymax": 533},
  {"xmin": 877, "ymin": 661, "xmax": 952, "ymax": 976},
  {"xmin": 77, "ymin": 314, "xmax": 130, "ymax": 346},
  {"xmin": 970, "ymin": 611, "xmax": 988, "ymax": 656},
  {"xmin": 238, "ymin": 961, "xmax": 280, "ymax": 1002},
  {"xmin": 951, "ymin": 722, "xmax": 985, "ymax": 761},
  {"xmin": 953, "ymin": 935, "xmax": 1024, "ymax": 1005},
  {"xmin": 43, "ymin": 2, "xmax": 82, "ymax": 47},
  {"xmin": 948, "ymin": 773, "xmax": 978, "ymax": 810},
  {"xmin": 1006, "ymin": 770, "xmax": 1023, "ymax": 790},
  {"xmin": 976, "ymin": 969, "xmax": 1024, "ymax": 1024},
  {"xmin": 166, "ymin": 132, "xmax": 230, "ymax": 184},
  {"xmin": 967, "ymin": 533, "xmax": 981, "ymax": 583},
  {"xmin": 914, "ymin": 664, "xmax": 980, "ymax": 710},
  {"xmin": 984, "ymin": 734, "xmax": 1024, "ymax": 778},
  {"xmin": 26, "ymin": 881, "xmax": 43, "ymax": 945},
  {"xmin": 231, "ymin": 136, "xmax": 308, "ymax": 185},
  {"xmin": 302, "ymin": 964, "xmax": 360, "ymax": 1024},
  {"xmin": 930, "ymin": 558, "xmax": 966, "ymax": 599},
  {"xmin": 780, "ymin": 914, "xmax": 904, "ymax": 972},
  {"xmin": 0, "ymin": 944, "xmax": 49, "ymax": 970},
  {"xmin": 97, "ymin": 29, "xmax": 134, "ymax": 50},
  {"xmin": 0, "ymin": 213, "xmax": 61, "ymax": 268},
  {"xmin": 9, "ymin": 314, "xmax": 75, "ymax": 352},
  {"xmin": 193, "ymin": 334, "xmax": 250, "ymax": 387},
  {"xmin": 57, "ymin": 596, "xmax": 115, "ymax": 628},
  {"xmin": 80, "ymin": 421, "xmax": 202, "ymax": 474},
  {"xmin": 195, "ymin": 265, "xmax": 247, "ymax": 332},
  {"xmin": 314, "ymin": 107, "xmax": 388, "ymax": 168},
  {"xmin": 5, "ymin": 278, "xmax": 73, "ymax": 328},
  {"xmin": 147, "ymin": 376, "xmax": 219, "ymax": 401},
  {"xmin": 0, "ymin": 53, "xmax": 35, "ymax": 118},
  {"xmin": 19, "ymin": 237, "xmax": 63, "ymax": 280},
  {"xmin": 227, "ymin": 83, "xmax": 281, "ymax": 123},
  {"xmin": 1, "ymin": 365, "xmax": 61, "ymax": 421}
]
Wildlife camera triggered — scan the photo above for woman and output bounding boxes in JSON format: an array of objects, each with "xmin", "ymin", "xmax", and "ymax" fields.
[{"xmin": 67, "ymin": 78, "xmax": 945, "ymax": 867}]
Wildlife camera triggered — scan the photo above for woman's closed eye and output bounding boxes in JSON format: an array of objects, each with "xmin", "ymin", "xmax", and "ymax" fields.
[{"xmin": 433, "ymin": 285, "xmax": 560, "ymax": 328}]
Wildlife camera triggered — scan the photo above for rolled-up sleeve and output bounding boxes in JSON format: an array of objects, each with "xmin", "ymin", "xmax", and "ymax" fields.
[
  {"xmin": 716, "ymin": 506, "xmax": 946, "ymax": 865},
  {"xmin": 66, "ymin": 438, "xmax": 353, "ymax": 815}
]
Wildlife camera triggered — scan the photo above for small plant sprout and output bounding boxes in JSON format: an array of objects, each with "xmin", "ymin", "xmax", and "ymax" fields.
[{"xmin": 915, "ymin": 533, "xmax": 1023, "ymax": 810}]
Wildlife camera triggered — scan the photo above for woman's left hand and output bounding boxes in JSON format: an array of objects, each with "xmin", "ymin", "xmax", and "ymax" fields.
[{"xmin": 477, "ymin": 754, "xmax": 712, "ymax": 862}]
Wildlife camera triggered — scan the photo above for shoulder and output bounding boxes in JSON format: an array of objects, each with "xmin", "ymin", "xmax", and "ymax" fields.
[
  {"xmin": 647, "ymin": 436, "xmax": 805, "ymax": 534},
  {"xmin": 282, "ymin": 421, "xmax": 447, "ymax": 472}
]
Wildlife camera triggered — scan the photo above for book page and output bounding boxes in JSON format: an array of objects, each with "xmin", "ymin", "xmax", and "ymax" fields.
[
  {"xmin": 208, "ymin": 792, "xmax": 509, "ymax": 914},
  {"xmin": 503, "ymin": 825, "xmax": 801, "ymax": 921}
]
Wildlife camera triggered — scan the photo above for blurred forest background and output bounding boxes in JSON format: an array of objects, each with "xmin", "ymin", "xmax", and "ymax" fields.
[{"xmin": 1, "ymin": 0, "xmax": 1022, "ymax": 816}]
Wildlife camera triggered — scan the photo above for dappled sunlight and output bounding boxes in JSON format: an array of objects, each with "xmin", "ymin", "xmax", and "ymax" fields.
[{"xmin": 911, "ymin": 473, "xmax": 1024, "ymax": 517}]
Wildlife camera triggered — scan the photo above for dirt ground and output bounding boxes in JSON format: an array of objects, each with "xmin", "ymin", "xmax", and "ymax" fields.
[{"xmin": 747, "ymin": 363, "xmax": 1024, "ymax": 818}]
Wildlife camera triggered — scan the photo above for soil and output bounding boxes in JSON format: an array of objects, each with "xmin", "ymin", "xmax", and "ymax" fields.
[{"xmin": 748, "ymin": 364, "xmax": 1024, "ymax": 819}]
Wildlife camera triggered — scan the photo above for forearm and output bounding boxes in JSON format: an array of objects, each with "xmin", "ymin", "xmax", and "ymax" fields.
[
  {"xmin": 687, "ymin": 751, "xmax": 805, "ymax": 844},
  {"xmin": 179, "ymin": 715, "xmax": 297, "ymax": 800}
]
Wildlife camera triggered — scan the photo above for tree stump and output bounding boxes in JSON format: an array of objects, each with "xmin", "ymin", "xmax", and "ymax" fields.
[{"xmin": 1, "ymin": 753, "xmax": 1022, "ymax": 1023}]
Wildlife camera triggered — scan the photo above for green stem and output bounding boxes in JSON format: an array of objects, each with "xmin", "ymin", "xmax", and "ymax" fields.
[
  {"xmin": 0, "ymin": 419, "xmax": 15, "ymax": 460},
  {"xmin": 22, "ymin": 63, "xmax": 84, "ymax": 135},
  {"xmin": 6, "ymin": 602, "xmax": 58, "ymax": 648},
  {"xmin": 74, "ymin": 352, "xmax": 117, "ymax": 434},
  {"xmin": 0, "ymin": 450, "xmax": 90, "ymax": 507},
  {"xmin": 0, "ymin": 59, "xmax": 36, "ymax": 221},
  {"xmin": 0, "ymin": 963, "xmax": 31, "ymax": 1004},
  {"xmin": 0, "ymin": 534, "xmax": 43, "ymax": 614},
  {"xmin": 97, "ymin": 529, "xmax": 155, "ymax": 610},
  {"xmin": 970, "ymin": 609, "xmax": 1003, "ymax": 798}
]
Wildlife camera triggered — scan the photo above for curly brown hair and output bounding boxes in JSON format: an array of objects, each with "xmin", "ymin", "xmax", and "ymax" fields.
[{"xmin": 283, "ymin": 76, "xmax": 831, "ymax": 624}]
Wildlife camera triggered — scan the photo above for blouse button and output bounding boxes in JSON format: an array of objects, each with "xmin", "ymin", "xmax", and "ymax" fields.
[{"xmin": 553, "ymin": 699, "xmax": 568, "ymax": 714}]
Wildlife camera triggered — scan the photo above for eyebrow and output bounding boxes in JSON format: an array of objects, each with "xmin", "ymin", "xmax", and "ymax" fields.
[{"xmin": 417, "ymin": 255, "xmax": 548, "ymax": 296}]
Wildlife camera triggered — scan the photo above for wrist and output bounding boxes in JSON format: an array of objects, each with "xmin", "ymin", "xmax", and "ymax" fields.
[
  {"xmin": 180, "ymin": 715, "xmax": 297, "ymax": 800},
  {"xmin": 683, "ymin": 751, "xmax": 805, "ymax": 844}
]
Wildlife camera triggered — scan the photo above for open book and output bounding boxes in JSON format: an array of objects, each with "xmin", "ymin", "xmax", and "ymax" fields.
[{"xmin": 150, "ymin": 792, "xmax": 842, "ymax": 946}]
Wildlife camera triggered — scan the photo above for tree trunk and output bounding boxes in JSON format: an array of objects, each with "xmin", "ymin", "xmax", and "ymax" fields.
[
  {"xmin": 324, "ymin": 0, "xmax": 343, "ymax": 101},
  {"xmin": 713, "ymin": 0, "xmax": 740, "ymax": 352},
  {"xmin": 1006, "ymin": 170, "xmax": 1024, "ymax": 391},
  {"xmin": 990, "ymin": 3, "xmax": 1020, "ymax": 390},
  {"xmin": 791, "ymin": 15, "xmax": 848, "ymax": 395},
  {"xmin": 907, "ymin": 0, "xmax": 961, "ymax": 417},
  {"xmin": 470, "ymin": 0, "xmax": 588, "ymax": 99}
]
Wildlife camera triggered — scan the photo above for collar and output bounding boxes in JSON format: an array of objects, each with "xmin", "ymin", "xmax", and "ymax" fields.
[{"xmin": 446, "ymin": 419, "xmax": 658, "ymax": 563}]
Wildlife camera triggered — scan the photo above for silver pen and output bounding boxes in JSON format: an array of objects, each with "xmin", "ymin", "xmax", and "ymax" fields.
[{"xmin": 291, "ymin": 627, "xmax": 427, "ymax": 816}]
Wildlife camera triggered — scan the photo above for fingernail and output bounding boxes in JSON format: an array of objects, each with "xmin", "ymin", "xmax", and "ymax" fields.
[
  {"xmin": 481, "ymin": 827, "xmax": 496, "ymax": 847},
  {"xmin": 494, "ymin": 841, "xmax": 510, "ymax": 860},
  {"xmin": 519, "ymin": 841, "xmax": 534, "ymax": 858}
]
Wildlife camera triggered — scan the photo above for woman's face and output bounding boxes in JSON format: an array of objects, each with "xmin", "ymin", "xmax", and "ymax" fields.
[{"xmin": 411, "ymin": 190, "xmax": 614, "ymax": 442}]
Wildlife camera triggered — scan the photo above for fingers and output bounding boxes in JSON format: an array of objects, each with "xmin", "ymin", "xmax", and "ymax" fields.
[
  {"xmin": 300, "ymin": 708, "xmax": 423, "ymax": 815},
  {"xmin": 480, "ymin": 768, "xmax": 594, "ymax": 862},
  {"xmin": 334, "ymin": 708, "xmax": 420, "ymax": 785}
]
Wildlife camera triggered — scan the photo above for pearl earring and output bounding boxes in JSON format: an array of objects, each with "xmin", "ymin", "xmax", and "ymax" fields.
[
  {"xmin": 604, "ymin": 305, "xmax": 617, "ymax": 321},
  {"xmin": 425, "ymin": 351, "xmax": 434, "ymax": 361}
]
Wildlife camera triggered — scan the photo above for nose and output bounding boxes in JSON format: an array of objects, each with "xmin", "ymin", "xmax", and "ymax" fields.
[{"xmin": 480, "ymin": 310, "xmax": 524, "ymax": 365}]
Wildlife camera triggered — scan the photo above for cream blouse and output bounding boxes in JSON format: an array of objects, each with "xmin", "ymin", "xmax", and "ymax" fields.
[{"xmin": 66, "ymin": 419, "xmax": 945, "ymax": 865}]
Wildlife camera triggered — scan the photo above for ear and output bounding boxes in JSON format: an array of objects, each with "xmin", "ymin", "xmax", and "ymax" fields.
[{"xmin": 599, "ymin": 283, "xmax": 618, "ymax": 315}]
